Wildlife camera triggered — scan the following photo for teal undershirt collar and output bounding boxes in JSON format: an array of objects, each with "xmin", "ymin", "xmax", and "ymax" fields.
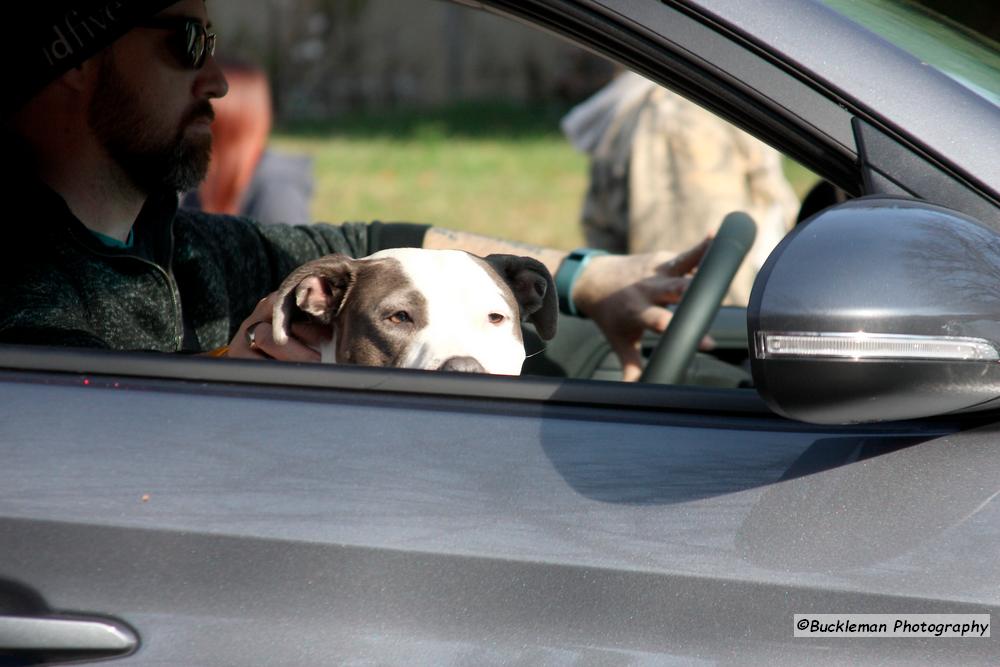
[{"xmin": 90, "ymin": 228, "xmax": 134, "ymax": 249}]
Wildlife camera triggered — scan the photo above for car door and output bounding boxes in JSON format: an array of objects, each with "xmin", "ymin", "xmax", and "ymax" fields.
[
  {"xmin": 2, "ymin": 0, "xmax": 999, "ymax": 665},
  {"xmin": 3, "ymin": 347, "xmax": 996, "ymax": 665}
]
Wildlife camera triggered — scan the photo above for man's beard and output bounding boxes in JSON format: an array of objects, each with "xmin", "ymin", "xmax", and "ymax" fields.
[{"xmin": 88, "ymin": 55, "xmax": 213, "ymax": 194}]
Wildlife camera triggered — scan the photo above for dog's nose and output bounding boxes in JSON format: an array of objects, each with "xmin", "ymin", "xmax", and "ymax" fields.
[{"xmin": 438, "ymin": 356, "xmax": 486, "ymax": 373}]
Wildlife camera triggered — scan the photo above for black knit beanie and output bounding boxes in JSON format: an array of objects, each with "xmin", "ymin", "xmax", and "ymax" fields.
[{"xmin": 8, "ymin": 0, "xmax": 179, "ymax": 113}]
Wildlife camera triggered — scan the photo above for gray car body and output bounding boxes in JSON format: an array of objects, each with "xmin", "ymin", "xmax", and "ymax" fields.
[{"xmin": 1, "ymin": 0, "xmax": 998, "ymax": 665}]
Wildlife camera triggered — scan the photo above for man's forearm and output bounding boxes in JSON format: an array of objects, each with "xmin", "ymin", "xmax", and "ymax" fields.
[{"xmin": 422, "ymin": 227, "xmax": 566, "ymax": 276}]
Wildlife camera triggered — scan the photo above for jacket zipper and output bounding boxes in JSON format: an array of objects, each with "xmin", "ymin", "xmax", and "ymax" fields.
[
  {"xmin": 69, "ymin": 235, "xmax": 185, "ymax": 351},
  {"xmin": 130, "ymin": 255, "xmax": 185, "ymax": 350}
]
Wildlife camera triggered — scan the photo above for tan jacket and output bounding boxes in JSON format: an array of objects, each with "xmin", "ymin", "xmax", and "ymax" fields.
[{"xmin": 564, "ymin": 73, "xmax": 800, "ymax": 305}]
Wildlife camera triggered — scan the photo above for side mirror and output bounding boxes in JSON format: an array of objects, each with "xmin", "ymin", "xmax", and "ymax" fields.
[{"xmin": 749, "ymin": 197, "xmax": 1000, "ymax": 424}]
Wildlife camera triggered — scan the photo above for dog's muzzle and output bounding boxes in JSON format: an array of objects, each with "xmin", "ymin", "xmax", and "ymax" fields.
[{"xmin": 437, "ymin": 356, "xmax": 486, "ymax": 373}]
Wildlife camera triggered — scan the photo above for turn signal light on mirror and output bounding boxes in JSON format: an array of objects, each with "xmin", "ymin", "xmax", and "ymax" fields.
[{"xmin": 756, "ymin": 332, "xmax": 1000, "ymax": 362}]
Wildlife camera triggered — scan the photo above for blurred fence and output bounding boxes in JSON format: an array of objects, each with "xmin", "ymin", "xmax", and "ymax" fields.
[{"xmin": 211, "ymin": 0, "xmax": 614, "ymax": 121}]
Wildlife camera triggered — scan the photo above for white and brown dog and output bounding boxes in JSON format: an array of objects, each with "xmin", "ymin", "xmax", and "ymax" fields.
[{"xmin": 272, "ymin": 248, "xmax": 557, "ymax": 375}]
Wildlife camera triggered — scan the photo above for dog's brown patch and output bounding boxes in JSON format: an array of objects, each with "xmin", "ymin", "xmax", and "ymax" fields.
[{"xmin": 334, "ymin": 258, "xmax": 429, "ymax": 366}]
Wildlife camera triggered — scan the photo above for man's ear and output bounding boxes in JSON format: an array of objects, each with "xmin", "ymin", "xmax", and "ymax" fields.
[
  {"xmin": 63, "ymin": 52, "xmax": 106, "ymax": 95},
  {"xmin": 272, "ymin": 254, "xmax": 357, "ymax": 345},
  {"xmin": 484, "ymin": 254, "xmax": 558, "ymax": 340},
  {"xmin": 58, "ymin": 68, "xmax": 88, "ymax": 94}
]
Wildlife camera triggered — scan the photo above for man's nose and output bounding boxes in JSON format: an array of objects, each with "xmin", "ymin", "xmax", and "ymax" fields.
[
  {"xmin": 194, "ymin": 55, "xmax": 229, "ymax": 100},
  {"xmin": 437, "ymin": 356, "xmax": 486, "ymax": 373}
]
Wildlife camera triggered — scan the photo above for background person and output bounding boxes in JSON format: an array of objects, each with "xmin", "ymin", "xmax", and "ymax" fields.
[
  {"xmin": 562, "ymin": 71, "xmax": 800, "ymax": 305},
  {"xmin": 181, "ymin": 60, "xmax": 315, "ymax": 224}
]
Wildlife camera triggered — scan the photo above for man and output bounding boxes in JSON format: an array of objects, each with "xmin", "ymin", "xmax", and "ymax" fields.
[{"xmin": 0, "ymin": 0, "xmax": 710, "ymax": 381}]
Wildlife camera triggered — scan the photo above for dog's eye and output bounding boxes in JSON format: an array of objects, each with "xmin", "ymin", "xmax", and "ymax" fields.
[
  {"xmin": 488, "ymin": 313, "xmax": 505, "ymax": 325},
  {"xmin": 388, "ymin": 311, "xmax": 412, "ymax": 324}
]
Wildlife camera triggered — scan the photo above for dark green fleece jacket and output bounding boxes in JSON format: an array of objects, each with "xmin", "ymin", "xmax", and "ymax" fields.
[{"xmin": 0, "ymin": 180, "xmax": 428, "ymax": 352}]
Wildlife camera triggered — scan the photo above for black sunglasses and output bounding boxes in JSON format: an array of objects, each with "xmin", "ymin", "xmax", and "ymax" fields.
[{"xmin": 139, "ymin": 17, "xmax": 217, "ymax": 70}]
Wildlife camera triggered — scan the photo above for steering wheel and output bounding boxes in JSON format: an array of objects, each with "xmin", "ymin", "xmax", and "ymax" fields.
[{"xmin": 639, "ymin": 211, "xmax": 757, "ymax": 384}]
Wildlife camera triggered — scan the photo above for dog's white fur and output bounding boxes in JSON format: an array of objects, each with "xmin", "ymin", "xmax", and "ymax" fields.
[{"xmin": 381, "ymin": 248, "xmax": 527, "ymax": 374}]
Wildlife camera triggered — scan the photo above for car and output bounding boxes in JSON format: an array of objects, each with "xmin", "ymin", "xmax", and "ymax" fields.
[{"xmin": 1, "ymin": 0, "xmax": 998, "ymax": 665}]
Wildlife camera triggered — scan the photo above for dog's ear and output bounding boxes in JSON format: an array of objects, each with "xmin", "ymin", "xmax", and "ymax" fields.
[
  {"xmin": 484, "ymin": 254, "xmax": 558, "ymax": 340},
  {"xmin": 272, "ymin": 254, "xmax": 357, "ymax": 345}
]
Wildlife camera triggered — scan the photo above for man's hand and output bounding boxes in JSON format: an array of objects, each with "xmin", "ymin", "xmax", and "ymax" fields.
[
  {"xmin": 570, "ymin": 237, "xmax": 712, "ymax": 382},
  {"xmin": 225, "ymin": 293, "xmax": 330, "ymax": 361}
]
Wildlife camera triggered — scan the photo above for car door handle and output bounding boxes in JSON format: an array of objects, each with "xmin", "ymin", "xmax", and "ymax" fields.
[{"xmin": 0, "ymin": 615, "xmax": 137, "ymax": 659}]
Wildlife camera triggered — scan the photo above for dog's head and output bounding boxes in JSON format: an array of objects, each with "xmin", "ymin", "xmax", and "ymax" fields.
[{"xmin": 272, "ymin": 248, "xmax": 557, "ymax": 374}]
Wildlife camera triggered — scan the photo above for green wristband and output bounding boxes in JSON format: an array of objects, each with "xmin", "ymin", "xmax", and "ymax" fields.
[{"xmin": 555, "ymin": 248, "xmax": 609, "ymax": 317}]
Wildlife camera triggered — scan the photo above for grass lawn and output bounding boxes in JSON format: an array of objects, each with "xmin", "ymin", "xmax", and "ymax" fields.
[{"xmin": 272, "ymin": 103, "xmax": 819, "ymax": 251}]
